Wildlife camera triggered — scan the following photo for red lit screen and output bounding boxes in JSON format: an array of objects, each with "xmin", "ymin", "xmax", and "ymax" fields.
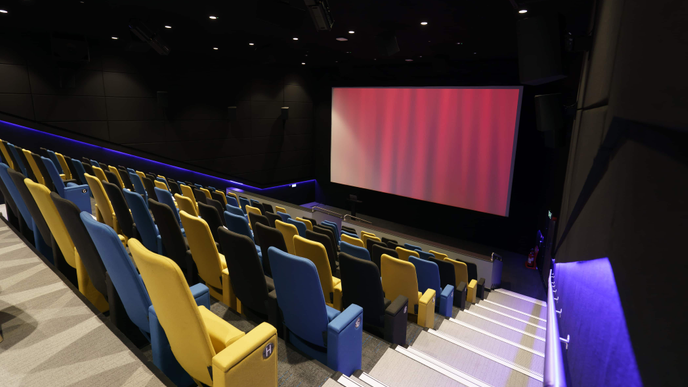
[{"xmin": 331, "ymin": 87, "xmax": 522, "ymax": 216}]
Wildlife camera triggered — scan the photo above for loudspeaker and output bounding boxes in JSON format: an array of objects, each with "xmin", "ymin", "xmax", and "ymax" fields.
[
  {"xmin": 534, "ymin": 93, "xmax": 565, "ymax": 148},
  {"xmin": 281, "ymin": 107, "xmax": 289, "ymax": 120},
  {"xmin": 227, "ymin": 106, "xmax": 237, "ymax": 122},
  {"xmin": 156, "ymin": 91, "xmax": 168, "ymax": 108},
  {"xmin": 376, "ymin": 32, "xmax": 399, "ymax": 57},
  {"xmin": 517, "ymin": 14, "xmax": 566, "ymax": 85}
]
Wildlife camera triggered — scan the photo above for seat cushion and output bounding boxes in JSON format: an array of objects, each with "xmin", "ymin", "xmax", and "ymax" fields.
[
  {"xmin": 326, "ymin": 305, "xmax": 341, "ymax": 322},
  {"xmin": 199, "ymin": 306, "xmax": 245, "ymax": 353}
]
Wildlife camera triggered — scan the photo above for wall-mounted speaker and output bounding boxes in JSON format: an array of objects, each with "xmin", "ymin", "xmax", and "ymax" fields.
[
  {"xmin": 157, "ymin": 91, "xmax": 168, "ymax": 108},
  {"xmin": 281, "ymin": 107, "xmax": 289, "ymax": 120},
  {"xmin": 534, "ymin": 93, "xmax": 565, "ymax": 148},
  {"xmin": 517, "ymin": 14, "xmax": 567, "ymax": 85}
]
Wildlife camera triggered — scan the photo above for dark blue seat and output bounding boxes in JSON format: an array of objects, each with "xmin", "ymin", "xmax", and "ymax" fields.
[
  {"xmin": 341, "ymin": 230, "xmax": 358, "ymax": 239},
  {"xmin": 45, "ymin": 149, "xmax": 63, "ymax": 174},
  {"xmin": 123, "ymin": 189, "xmax": 162, "ymax": 254},
  {"xmin": 7, "ymin": 143, "xmax": 28, "ymax": 176},
  {"xmin": 286, "ymin": 218, "xmax": 307, "ymax": 237},
  {"xmin": 154, "ymin": 187, "xmax": 182, "ymax": 227},
  {"xmin": 340, "ymin": 240, "xmax": 371, "ymax": 261},
  {"xmin": 277, "ymin": 211, "xmax": 292, "ymax": 222},
  {"xmin": 321, "ymin": 220, "xmax": 340, "ymax": 244},
  {"xmin": 81, "ymin": 213, "xmax": 208, "ymax": 386},
  {"xmin": 225, "ymin": 203, "xmax": 245, "ymax": 218},
  {"xmin": 226, "ymin": 195, "xmax": 239, "ymax": 207},
  {"xmin": 418, "ymin": 251, "xmax": 435, "ymax": 260},
  {"xmin": 268, "ymin": 247, "xmax": 363, "ymax": 375},
  {"xmin": 225, "ymin": 211, "xmax": 261, "ymax": 258},
  {"xmin": 239, "ymin": 196, "xmax": 251, "ymax": 213},
  {"xmin": 409, "ymin": 256, "xmax": 454, "ymax": 317},
  {"xmin": 404, "ymin": 243, "xmax": 422, "ymax": 252},
  {"xmin": 128, "ymin": 172, "xmax": 148, "ymax": 201},
  {"xmin": 70, "ymin": 159, "xmax": 89, "ymax": 191},
  {"xmin": 40, "ymin": 156, "xmax": 91, "ymax": 213}
]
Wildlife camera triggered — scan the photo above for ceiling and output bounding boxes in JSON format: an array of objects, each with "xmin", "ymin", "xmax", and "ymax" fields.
[{"xmin": 0, "ymin": 0, "xmax": 594, "ymax": 69}]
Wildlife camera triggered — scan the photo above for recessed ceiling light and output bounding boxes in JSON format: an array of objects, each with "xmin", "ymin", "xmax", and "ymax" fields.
[
  {"xmin": 405, "ymin": 59, "xmax": 413, "ymax": 62},
  {"xmin": 0, "ymin": 9, "xmax": 8, "ymax": 14},
  {"xmin": 111, "ymin": 36, "xmax": 118, "ymax": 40},
  {"xmin": 348, "ymin": 30, "xmax": 355, "ymax": 34},
  {"xmin": 293, "ymin": 37, "xmax": 298, "ymax": 41},
  {"xmin": 519, "ymin": 9, "xmax": 528, "ymax": 14},
  {"xmin": 473, "ymin": 52, "xmax": 477, "ymax": 55},
  {"xmin": 164, "ymin": 25, "xmax": 172, "ymax": 29},
  {"xmin": 419, "ymin": 56, "xmax": 422, "ymax": 58},
  {"xmin": 249, "ymin": 42, "xmax": 254, "ymax": 46},
  {"xmin": 336, "ymin": 37, "xmax": 348, "ymax": 42},
  {"xmin": 301, "ymin": 62, "xmax": 306, "ymax": 65},
  {"xmin": 209, "ymin": 16, "xmax": 217, "ymax": 20},
  {"xmin": 213, "ymin": 47, "xmax": 219, "ymax": 50},
  {"xmin": 457, "ymin": 42, "xmax": 463, "ymax": 45},
  {"xmin": 420, "ymin": 21, "xmax": 428, "ymax": 25}
]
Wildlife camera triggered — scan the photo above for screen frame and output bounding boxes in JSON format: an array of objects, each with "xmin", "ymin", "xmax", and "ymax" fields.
[{"xmin": 329, "ymin": 86, "xmax": 524, "ymax": 217}]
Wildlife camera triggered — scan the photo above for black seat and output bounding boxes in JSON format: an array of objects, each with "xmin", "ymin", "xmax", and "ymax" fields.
[
  {"xmin": 262, "ymin": 203, "xmax": 274, "ymax": 214},
  {"xmin": 339, "ymin": 252, "xmax": 408, "ymax": 345},
  {"xmin": 341, "ymin": 226, "xmax": 357, "ymax": 235},
  {"xmin": 264, "ymin": 212, "xmax": 281, "ymax": 228},
  {"xmin": 193, "ymin": 188, "xmax": 208, "ymax": 204},
  {"xmin": 197, "ymin": 201, "xmax": 223, "ymax": 253},
  {"xmin": 381, "ymin": 237, "xmax": 397, "ymax": 245},
  {"xmin": 305, "ymin": 229, "xmax": 338, "ymax": 276},
  {"xmin": 217, "ymin": 228, "xmax": 279, "ymax": 332},
  {"xmin": 385, "ymin": 240, "xmax": 399, "ymax": 251},
  {"xmin": 104, "ymin": 170, "xmax": 122, "ymax": 189},
  {"xmin": 210, "ymin": 190, "xmax": 225, "ymax": 205},
  {"xmin": 167, "ymin": 179, "xmax": 181, "ymax": 195},
  {"xmin": 141, "ymin": 176, "xmax": 158, "ymax": 201},
  {"xmin": 81, "ymin": 156, "xmax": 91, "ymax": 165},
  {"xmin": 148, "ymin": 198, "xmax": 197, "ymax": 284},
  {"xmin": 101, "ymin": 181, "xmax": 137, "ymax": 240},
  {"xmin": 31, "ymin": 152, "xmax": 56, "ymax": 192},
  {"xmin": 367, "ymin": 240, "xmax": 387, "ymax": 265},
  {"xmin": 249, "ymin": 199, "xmax": 265, "ymax": 214},
  {"xmin": 313, "ymin": 225, "xmax": 339, "ymax": 253},
  {"xmin": 205, "ymin": 198, "xmax": 226, "ymax": 226},
  {"xmin": 371, "ymin": 244, "xmax": 398, "ymax": 271},
  {"xmin": 248, "ymin": 213, "xmax": 270, "ymax": 244},
  {"xmin": 81, "ymin": 161, "xmax": 95, "ymax": 177},
  {"xmin": 16, "ymin": 149, "xmax": 36, "ymax": 181},
  {"xmin": 63, "ymin": 156, "xmax": 81, "ymax": 185},
  {"xmin": 117, "ymin": 168, "xmax": 133, "ymax": 190},
  {"xmin": 98, "ymin": 162, "xmax": 108, "ymax": 170},
  {"xmin": 253, "ymin": 222, "xmax": 288, "ymax": 277}
]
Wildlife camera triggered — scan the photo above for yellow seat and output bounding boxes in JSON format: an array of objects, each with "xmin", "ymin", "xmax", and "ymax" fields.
[
  {"xmin": 200, "ymin": 188, "xmax": 212, "ymax": 199},
  {"xmin": 92, "ymin": 166, "xmax": 108, "ymax": 183},
  {"xmin": 275, "ymin": 205, "xmax": 287, "ymax": 214},
  {"xmin": 444, "ymin": 257, "xmax": 477, "ymax": 303},
  {"xmin": 128, "ymin": 239, "xmax": 277, "ymax": 387},
  {"xmin": 380, "ymin": 254, "xmax": 436, "ymax": 328},
  {"xmin": 361, "ymin": 233, "xmax": 379, "ymax": 247},
  {"xmin": 180, "ymin": 210, "xmax": 236, "ymax": 310},
  {"xmin": 293, "ymin": 235, "xmax": 342, "ymax": 310},
  {"xmin": 175, "ymin": 193, "xmax": 198, "ymax": 217},
  {"xmin": 180, "ymin": 184, "xmax": 199, "ymax": 214},
  {"xmin": 295, "ymin": 217, "xmax": 313, "ymax": 231},
  {"xmin": 23, "ymin": 149, "xmax": 45, "ymax": 185},
  {"xmin": 25, "ymin": 179, "xmax": 108, "ymax": 312},
  {"xmin": 396, "ymin": 246, "xmax": 420, "ymax": 261},
  {"xmin": 274, "ymin": 220, "xmax": 298, "ymax": 254},
  {"xmin": 0, "ymin": 140, "xmax": 14, "ymax": 170},
  {"xmin": 135, "ymin": 170, "xmax": 146, "ymax": 180},
  {"xmin": 429, "ymin": 250, "xmax": 448, "ymax": 260},
  {"xmin": 244, "ymin": 205, "xmax": 262, "ymax": 229},
  {"xmin": 55, "ymin": 153, "xmax": 72, "ymax": 181},
  {"xmin": 214, "ymin": 190, "xmax": 228, "ymax": 206},
  {"xmin": 84, "ymin": 173, "xmax": 121, "ymax": 234},
  {"xmin": 154, "ymin": 179, "xmax": 169, "ymax": 191},
  {"xmin": 107, "ymin": 165, "xmax": 125, "ymax": 187},
  {"xmin": 341, "ymin": 233, "xmax": 364, "ymax": 248},
  {"xmin": 360, "ymin": 231, "xmax": 375, "ymax": 238}
]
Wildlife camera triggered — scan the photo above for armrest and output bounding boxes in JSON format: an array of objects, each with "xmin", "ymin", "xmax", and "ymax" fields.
[
  {"xmin": 477, "ymin": 278, "xmax": 485, "ymax": 300},
  {"xmin": 327, "ymin": 304, "xmax": 363, "ymax": 376},
  {"xmin": 384, "ymin": 295, "xmax": 408, "ymax": 346},
  {"xmin": 418, "ymin": 289, "xmax": 436, "ymax": 329},
  {"xmin": 438, "ymin": 285, "xmax": 454, "ymax": 317},
  {"xmin": 190, "ymin": 283, "xmax": 210, "ymax": 309},
  {"xmin": 63, "ymin": 185, "xmax": 92, "ymax": 213},
  {"xmin": 333, "ymin": 281, "xmax": 343, "ymax": 311},
  {"xmin": 455, "ymin": 281, "xmax": 467, "ymax": 310},
  {"xmin": 212, "ymin": 323, "xmax": 278, "ymax": 387},
  {"xmin": 467, "ymin": 280, "xmax": 478, "ymax": 303},
  {"xmin": 221, "ymin": 268, "xmax": 237, "ymax": 311}
]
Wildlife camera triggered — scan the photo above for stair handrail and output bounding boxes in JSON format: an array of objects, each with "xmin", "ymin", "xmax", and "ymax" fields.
[
  {"xmin": 343, "ymin": 213, "xmax": 372, "ymax": 224},
  {"xmin": 544, "ymin": 269, "xmax": 567, "ymax": 387},
  {"xmin": 311, "ymin": 206, "xmax": 344, "ymax": 219}
]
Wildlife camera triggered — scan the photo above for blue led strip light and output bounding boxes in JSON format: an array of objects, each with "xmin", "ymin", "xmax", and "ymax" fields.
[{"xmin": 0, "ymin": 119, "xmax": 315, "ymax": 191}]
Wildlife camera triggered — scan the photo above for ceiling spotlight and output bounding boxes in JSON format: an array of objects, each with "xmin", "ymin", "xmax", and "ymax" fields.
[
  {"xmin": 111, "ymin": 36, "xmax": 118, "ymax": 40},
  {"xmin": 473, "ymin": 52, "xmax": 477, "ymax": 55},
  {"xmin": 335, "ymin": 37, "xmax": 348, "ymax": 42},
  {"xmin": 405, "ymin": 59, "xmax": 413, "ymax": 62},
  {"xmin": 420, "ymin": 21, "xmax": 428, "ymax": 25},
  {"xmin": 0, "ymin": 9, "xmax": 8, "ymax": 14},
  {"xmin": 301, "ymin": 62, "xmax": 306, "ymax": 65},
  {"xmin": 519, "ymin": 9, "xmax": 528, "ymax": 14},
  {"xmin": 213, "ymin": 47, "xmax": 219, "ymax": 50},
  {"xmin": 348, "ymin": 30, "xmax": 355, "ymax": 34},
  {"xmin": 209, "ymin": 15, "xmax": 217, "ymax": 20},
  {"xmin": 249, "ymin": 42, "xmax": 254, "ymax": 46},
  {"xmin": 293, "ymin": 37, "xmax": 299, "ymax": 40},
  {"xmin": 164, "ymin": 25, "xmax": 172, "ymax": 29}
]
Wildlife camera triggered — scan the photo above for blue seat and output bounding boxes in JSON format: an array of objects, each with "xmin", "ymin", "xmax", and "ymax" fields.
[
  {"xmin": 418, "ymin": 251, "xmax": 435, "ymax": 260},
  {"xmin": 239, "ymin": 196, "xmax": 250, "ymax": 213},
  {"xmin": 277, "ymin": 211, "xmax": 292, "ymax": 222},
  {"xmin": 225, "ymin": 203, "xmax": 245, "ymax": 218},
  {"xmin": 70, "ymin": 159, "xmax": 89, "ymax": 190},
  {"xmin": 404, "ymin": 243, "xmax": 422, "ymax": 252},
  {"xmin": 81, "ymin": 213, "xmax": 208, "ymax": 386},
  {"xmin": 224, "ymin": 211, "xmax": 261, "ymax": 258},
  {"xmin": 286, "ymin": 218, "xmax": 307, "ymax": 237},
  {"xmin": 341, "ymin": 230, "xmax": 358, "ymax": 240},
  {"xmin": 321, "ymin": 220, "xmax": 340, "ymax": 243},
  {"xmin": 40, "ymin": 156, "xmax": 91, "ymax": 213},
  {"xmin": 128, "ymin": 172, "xmax": 147, "ymax": 201},
  {"xmin": 154, "ymin": 187, "xmax": 181, "ymax": 227},
  {"xmin": 123, "ymin": 189, "xmax": 162, "ymax": 254},
  {"xmin": 340, "ymin": 240, "xmax": 371, "ymax": 261},
  {"xmin": 226, "ymin": 195, "xmax": 239, "ymax": 207},
  {"xmin": 90, "ymin": 159, "xmax": 100, "ymax": 167},
  {"xmin": 409, "ymin": 257, "xmax": 454, "ymax": 317},
  {"xmin": 268, "ymin": 247, "xmax": 363, "ymax": 375},
  {"xmin": 7, "ymin": 144, "xmax": 28, "ymax": 177},
  {"xmin": 45, "ymin": 149, "xmax": 63, "ymax": 174}
]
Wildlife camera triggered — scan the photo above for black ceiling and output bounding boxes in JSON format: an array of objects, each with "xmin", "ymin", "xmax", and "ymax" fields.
[{"xmin": 0, "ymin": 0, "xmax": 593, "ymax": 69}]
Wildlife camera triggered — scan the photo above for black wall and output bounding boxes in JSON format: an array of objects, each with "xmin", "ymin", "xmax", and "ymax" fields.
[{"xmin": 0, "ymin": 33, "xmax": 315, "ymax": 187}]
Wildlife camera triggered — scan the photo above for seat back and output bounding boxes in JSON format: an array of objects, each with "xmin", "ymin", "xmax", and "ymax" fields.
[
  {"xmin": 46, "ymin": 150, "xmax": 63, "ymax": 174},
  {"xmin": 8, "ymin": 169, "xmax": 52, "ymax": 244},
  {"xmin": 217, "ymin": 228, "xmax": 269, "ymax": 315},
  {"xmin": 142, "ymin": 176, "xmax": 158, "ymax": 201},
  {"xmin": 371, "ymin": 245, "xmax": 398, "ymax": 271},
  {"xmin": 71, "ymin": 159, "xmax": 88, "ymax": 187},
  {"xmin": 321, "ymin": 220, "xmax": 339, "ymax": 239},
  {"xmin": 0, "ymin": 166, "xmax": 20, "ymax": 224},
  {"xmin": 7, "ymin": 144, "xmax": 28, "ymax": 176},
  {"xmin": 193, "ymin": 188, "xmax": 207, "ymax": 204},
  {"xmin": 123, "ymin": 189, "xmax": 158, "ymax": 252},
  {"xmin": 154, "ymin": 179, "xmax": 169, "ymax": 191},
  {"xmin": 92, "ymin": 166, "xmax": 108, "ymax": 183},
  {"xmin": 367, "ymin": 240, "xmax": 387, "ymax": 263},
  {"xmin": 268, "ymin": 247, "xmax": 330, "ymax": 347},
  {"xmin": 52, "ymin": 193, "xmax": 107, "ymax": 298},
  {"xmin": 429, "ymin": 257, "xmax": 456, "ymax": 290},
  {"xmin": 155, "ymin": 188, "xmax": 181, "ymax": 226},
  {"xmin": 211, "ymin": 190, "xmax": 227, "ymax": 206},
  {"xmin": 409, "ymin": 257, "xmax": 441, "ymax": 296},
  {"xmin": 0, "ymin": 163, "xmax": 34, "ymax": 230},
  {"xmin": 361, "ymin": 233, "xmax": 379, "ymax": 248},
  {"xmin": 295, "ymin": 217, "xmax": 313, "ymax": 231},
  {"xmin": 418, "ymin": 251, "xmax": 435, "ymax": 260},
  {"xmin": 167, "ymin": 180, "xmax": 181, "ymax": 195},
  {"xmin": 128, "ymin": 238, "xmax": 215, "ymax": 386},
  {"xmin": 175, "ymin": 193, "xmax": 198, "ymax": 216},
  {"xmin": 102, "ymin": 181, "xmax": 136, "ymax": 240},
  {"xmin": 84, "ymin": 173, "xmax": 117, "ymax": 229},
  {"xmin": 404, "ymin": 243, "xmax": 422, "ymax": 252},
  {"xmin": 274, "ymin": 205, "xmax": 287, "ymax": 214},
  {"xmin": 312, "ymin": 225, "xmax": 338, "ymax": 255},
  {"xmin": 341, "ymin": 226, "xmax": 357, "ymax": 235},
  {"xmin": 249, "ymin": 199, "xmax": 265, "ymax": 214},
  {"xmin": 339, "ymin": 252, "xmax": 386, "ymax": 327},
  {"xmin": 293, "ymin": 235, "xmax": 336, "ymax": 304},
  {"xmin": 341, "ymin": 233, "xmax": 364, "ymax": 248},
  {"xmin": 286, "ymin": 218, "xmax": 307, "ymax": 237},
  {"xmin": 396, "ymin": 246, "xmax": 420, "ymax": 261},
  {"xmin": 0, "ymin": 141, "xmax": 15, "ymax": 170},
  {"xmin": 180, "ymin": 210, "xmax": 224, "ymax": 290},
  {"xmin": 23, "ymin": 149, "xmax": 45, "ymax": 185},
  {"xmin": 107, "ymin": 165, "xmax": 124, "ymax": 187},
  {"xmin": 128, "ymin": 172, "xmax": 148, "ymax": 200},
  {"xmin": 276, "ymin": 211, "xmax": 292, "ymax": 221},
  {"xmin": 226, "ymin": 192, "xmax": 240, "ymax": 208},
  {"xmin": 16, "ymin": 149, "xmax": 36, "ymax": 181},
  {"xmin": 248, "ymin": 213, "xmax": 270, "ymax": 239},
  {"xmin": 104, "ymin": 170, "xmax": 123, "ymax": 190},
  {"xmin": 31, "ymin": 153, "xmax": 55, "ymax": 191},
  {"xmin": 381, "ymin": 236, "xmax": 397, "ymax": 244},
  {"xmin": 205, "ymin": 198, "xmax": 226, "ymax": 226},
  {"xmin": 225, "ymin": 203, "xmax": 244, "ymax": 218},
  {"xmin": 340, "ymin": 240, "xmax": 370, "ymax": 261},
  {"xmin": 300, "ymin": 216, "xmax": 317, "ymax": 227},
  {"xmin": 254, "ymin": 222, "xmax": 286, "ymax": 277},
  {"xmin": 444, "ymin": 258, "xmax": 469, "ymax": 286},
  {"xmin": 274, "ymin": 220, "xmax": 298, "ymax": 254},
  {"xmin": 180, "ymin": 184, "xmax": 198, "ymax": 213},
  {"xmin": 305, "ymin": 229, "xmax": 337, "ymax": 276},
  {"xmin": 117, "ymin": 168, "xmax": 133, "ymax": 190},
  {"xmin": 381, "ymin": 254, "xmax": 420, "ymax": 311},
  {"xmin": 262, "ymin": 203, "xmax": 274, "ymax": 214},
  {"xmin": 245, "ymin": 205, "xmax": 262, "ymax": 226},
  {"xmin": 198, "ymin": 202, "xmax": 223, "ymax": 242},
  {"xmin": 224, "ymin": 211, "xmax": 253, "ymax": 241},
  {"xmin": 264, "ymin": 212, "xmax": 281, "ymax": 227},
  {"xmin": 238, "ymin": 197, "xmax": 250, "ymax": 212},
  {"xmin": 148, "ymin": 199, "xmax": 189, "ymax": 273},
  {"xmin": 320, "ymin": 222, "xmax": 339, "ymax": 243},
  {"xmin": 40, "ymin": 156, "xmax": 66, "ymax": 196}
]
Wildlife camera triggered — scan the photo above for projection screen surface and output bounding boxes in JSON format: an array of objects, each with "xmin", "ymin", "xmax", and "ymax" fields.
[{"xmin": 330, "ymin": 87, "xmax": 522, "ymax": 217}]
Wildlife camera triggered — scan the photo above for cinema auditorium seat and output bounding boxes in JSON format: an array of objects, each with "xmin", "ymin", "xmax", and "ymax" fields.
[
  {"xmin": 268, "ymin": 247, "xmax": 362, "ymax": 376},
  {"xmin": 341, "ymin": 233, "xmax": 364, "ymax": 248},
  {"xmin": 339, "ymin": 252, "xmax": 408, "ymax": 346},
  {"xmin": 245, "ymin": 205, "xmax": 262, "ymax": 227},
  {"xmin": 0, "ymin": 164, "xmax": 45, "ymax": 250},
  {"xmin": 123, "ymin": 189, "xmax": 162, "ymax": 254},
  {"xmin": 92, "ymin": 166, "xmax": 108, "ymax": 183},
  {"xmin": 225, "ymin": 203, "xmax": 245, "ymax": 218},
  {"xmin": 295, "ymin": 217, "xmax": 313, "ymax": 231},
  {"xmin": 293, "ymin": 235, "xmax": 342, "ymax": 310},
  {"xmin": 444, "ymin": 257, "xmax": 477, "ymax": 305},
  {"xmin": 211, "ymin": 190, "xmax": 227, "ymax": 206},
  {"xmin": 45, "ymin": 149, "xmax": 63, "ymax": 174},
  {"xmin": 102, "ymin": 182, "xmax": 138, "ymax": 242},
  {"xmin": 366, "ymin": 240, "xmax": 386, "ymax": 262},
  {"xmin": 239, "ymin": 197, "xmax": 251, "ymax": 213},
  {"xmin": 25, "ymin": 179, "xmax": 108, "ymax": 312},
  {"xmin": 175, "ymin": 193, "xmax": 198, "ymax": 216},
  {"xmin": 226, "ymin": 191, "xmax": 240, "ymax": 208},
  {"xmin": 340, "ymin": 240, "xmax": 371, "ymax": 261},
  {"xmin": 395, "ymin": 246, "xmax": 420, "ymax": 261},
  {"xmin": 105, "ymin": 165, "xmax": 124, "ymax": 188},
  {"xmin": 181, "ymin": 210, "xmax": 236, "ymax": 310},
  {"xmin": 82, "ymin": 214, "xmax": 213, "ymax": 386},
  {"xmin": 340, "ymin": 230, "xmax": 358, "ymax": 240},
  {"xmin": 148, "ymin": 199, "xmax": 196, "ymax": 284},
  {"xmin": 341, "ymin": 226, "xmax": 357, "ymax": 235},
  {"xmin": 409, "ymin": 256, "xmax": 454, "ymax": 317},
  {"xmin": 40, "ymin": 157, "xmax": 91, "ymax": 213},
  {"xmin": 417, "ymin": 250, "xmax": 435, "ymax": 260},
  {"xmin": 277, "ymin": 211, "xmax": 291, "ymax": 222},
  {"xmin": 167, "ymin": 179, "xmax": 181, "ymax": 195},
  {"xmin": 154, "ymin": 179, "xmax": 169, "ymax": 191},
  {"xmin": 248, "ymin": 213, "xmax": 270, "ymax": 239},
  {"xmin": 264, "ymin": 212, "xmax": 281, "ymax": 227},
  {"xmin": 154, "ymin": 187, "xmax": 182, "ymax": 227},
  {"xmin": 305, "ymin": 229, "xmax": 338, "ymax": 276},
  {"xmin": 224, "ymin": 211, "xmax": 254, "ymax": 242},
  {"xmin": 205, "ymin": 198, "xmax": 227, "ymax": 226},
  {"xmin": 381, "ymin": 254, "xmax": 436, "ymax": 328},
  {"xmin": 249, "ymin": 199, "xmax": 265, "ymax": 214},
  {"xmin": 262, "ymin": 203, "xmax": 274, "ymax": 214},
  {"xmin": 253, "ymin": 222, "xmax": 287, "ymax": 278},
  {"xmin": 404, "ymin": 243, "xmax": 422, "ymax": 252},
  {"xmin": 286, "ymin": 217, "xmax": 307, "ymax": 237},
  {"xmin": 85, "ymin": 173, "xmax": 120, "ymax": 234},
  {"xmin": 23, "ymin": 149, "xmax": 44, "ymax": 184},
  {"xmin": 180, "ymin": 184, "xmax": 198, "ymax": 213},
  {"xmin": 371, "ymin": 245, "xmax": 397, "ymax": 271},
  {"xmin": 117, "ymin": 167, "xmax": 133, "ymax": 190},
  {"xmin": 275, "ymin": 220, "xmax": 298, "ymax": 254},
  {"xmin": 274, "ymin": 205, "xmax": 287, "ymax": 214},
  {"xmin": 104, "ymin": 169, "xmax": 123, "ymax": 189},
  {"xmin": 142, "ymin": 176, "xmax": 158, "ymax": 201},
  {"xmin": 128, "ymin": 172, "xmax": 148, "ymax": 201},
  {"xmin": 313, "ymin": 225, "xmax": 338, "ymax": 254},
  {"xmin": 198, "ymin": 202, "xmax": 224, "ymax": 245},
  {"xmin": 7, "ymin": 168, "xmax": 53, "ymax": 260},
  {"xmin": 321, "ymin": 220, "xmax": 340, "ymax": 244}
]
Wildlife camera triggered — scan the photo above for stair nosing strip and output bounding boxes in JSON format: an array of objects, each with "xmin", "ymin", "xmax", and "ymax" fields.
[
  {"xmin": 461, "ymin": 310, "xmax": 546, "ymax": 341},
  {"xmin": 398, "ymin": 346, "xmax": 492, "ymax": 387},
  {"xmin": 482, "ymin": 299, "xmax": 547, "ymax": 322},
  {"xmin": 473, "ymin": 303, "xmax": 546, "ymax": 330},
  {"xmin": 445, "ymin": 318, "xmax": 545, "ymax": 357},
  {"xmin": 357, "ymin": 372, "xmax": 390, "ymax": 387},
  {"xmin": 493, "ymin": 288, "xmax": 547, "ymax": 306},
  {"xmin": 336, "ymin": 374, "xmax": 364, "ymax": 387}
]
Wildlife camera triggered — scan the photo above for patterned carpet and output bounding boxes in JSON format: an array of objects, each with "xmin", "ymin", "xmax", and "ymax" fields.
[{"xmin": 0, "ymin": 221, "xmax": 168, "ymax": 387}]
